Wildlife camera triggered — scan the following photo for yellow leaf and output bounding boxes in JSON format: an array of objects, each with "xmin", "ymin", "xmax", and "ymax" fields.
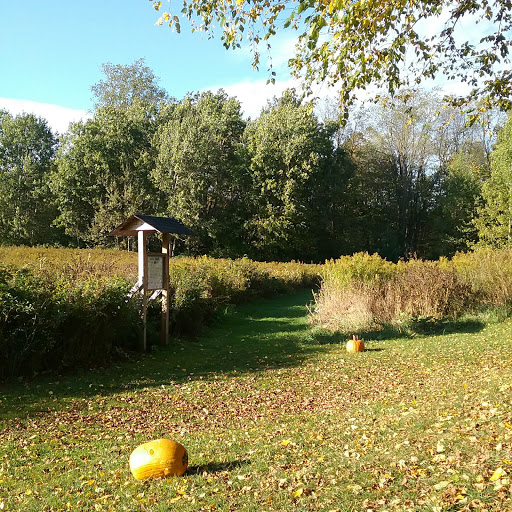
[
  {"xmin": 490, "ymin": 467, "xmax": 506, "ymax": 481},
  {"xmin": 292, "ymin": 487, "xmax": 304, "ymax": 498},
  {"xmin": 281, "ymin": 439, "xmax": 291, "ymax": 446}
]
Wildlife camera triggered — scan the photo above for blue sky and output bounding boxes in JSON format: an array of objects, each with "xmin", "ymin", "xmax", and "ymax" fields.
[
  {"xmin": 0, "ymin": 1, "xmax": 497, "ymax": 134},
  {"xmin": 0, "ymin": 0, "xmax": 300, "ymax": 133}
]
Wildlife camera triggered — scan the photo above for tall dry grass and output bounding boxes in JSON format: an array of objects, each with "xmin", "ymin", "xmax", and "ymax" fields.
[{"xmin": 309, "ymin": 251, "xmax": 512, "ymax": 334}]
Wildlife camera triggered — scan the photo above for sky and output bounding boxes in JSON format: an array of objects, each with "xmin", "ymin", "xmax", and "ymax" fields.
[
  {"xmin": 0, "ymin": 1, "xmax": 303, "ymax": 134},
  {"xmin": 0, "ymin": 2, "xmax": 502, "ymax": 135}
]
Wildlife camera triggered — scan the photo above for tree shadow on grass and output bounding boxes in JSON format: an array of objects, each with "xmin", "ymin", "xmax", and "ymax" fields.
[
  {"xmin": 405, "ymin": 317, "xmax": 486, "ymax": 336},
  {"xmin": 0, "ymin": 289, "xmax": 324, "ymax": 416},
  {"xmin": 310, "ymin": 317, "xmax": 486, "ymax": 346}
]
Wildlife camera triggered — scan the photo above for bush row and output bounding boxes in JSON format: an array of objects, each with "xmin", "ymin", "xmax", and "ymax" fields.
[
  {"xmin": 0, "ymin": 249, "xmax": 320, "ymax": 378},
  {"xmin": 310, "ymin": 250, "xmax": 512, "ymax": 334},
  {"xmin": 168, "ymin": 256, "xmax": 320, "ymax": 335},
  {"xmin": 0, "ymin": 265, "xmax": 139, "ymax": 379}
]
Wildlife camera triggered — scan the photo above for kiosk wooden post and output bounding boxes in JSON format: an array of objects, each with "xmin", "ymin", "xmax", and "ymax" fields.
[
  {"xmin": 138, "ymin": 230, "xmax": 148, "ymax": 351},
  {"xmin": 109, "ymin": 215, "xmax": 194, "ymax": 351},
  {"xmin": 161, "ymin": 233, "xmax": 170, "ymax": 345}
]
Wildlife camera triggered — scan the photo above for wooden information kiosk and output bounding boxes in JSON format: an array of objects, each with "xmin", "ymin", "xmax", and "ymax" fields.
[{"xmin": 110, "ymin": 214, "xmax": 194, "ymax": 351}]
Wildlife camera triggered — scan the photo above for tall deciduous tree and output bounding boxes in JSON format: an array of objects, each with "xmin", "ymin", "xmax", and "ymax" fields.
[
  {"xmin": 91, "ymin": 58, "xmax": 169, "ymax": 111},
  {"xmin": 152, "ymin": 0, "xmax": 512, "ymax": 119},
  {"xmin": 427, "ymin": 142, "xmax": 486, "ymax": 258},
  {"xmin": 340, "ymin": 129, "xmax": 402, "ymax": 260},
  {"xmin": 338, "ymin": 90, "xmax": 486, "ymax": 260},
  {"xmin": 152, "ymin": 91, "xmax": 249, "ymax": 256},
  {"xmin": 372, "ymin": 91, "xmax": 440, "ymax": 258},
  {"xmin": 244, "ymin": 90, "xmax": 350, "ymax": 261},
  {"xmin": 0, "ymin": 112, "xmax": 58, "ymax": 245},
  {"xmin": 51, "ymin": 102, "xmax": 159, "ymax": 245},
  {"xmin": 475, "ymin": 114, "xmax": 512, "ymax": 248}
]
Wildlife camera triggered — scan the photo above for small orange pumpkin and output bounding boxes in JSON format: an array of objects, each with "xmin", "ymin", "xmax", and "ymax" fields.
[
  {"xmin": 346, "ymin": 335, "xmax": 365, "ymax": 353},
  {"xmin": 129, "ymin": 438, "xmax": 188, "ymax": 480}
]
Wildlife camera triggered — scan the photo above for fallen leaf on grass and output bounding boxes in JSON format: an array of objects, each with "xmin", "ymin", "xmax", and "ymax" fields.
[
  {"xmin": 490, "ymin": 467, "xmax": 506, "ymax": 481},
  {"xmin": 292, "ymin": 487, "xmax": 304, "ymax": 498}
]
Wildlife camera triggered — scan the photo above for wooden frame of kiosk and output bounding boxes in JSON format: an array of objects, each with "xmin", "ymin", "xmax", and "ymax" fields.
[{"xmin": 110, "ymin": 214, "xmax": 194, "ymax": 351}]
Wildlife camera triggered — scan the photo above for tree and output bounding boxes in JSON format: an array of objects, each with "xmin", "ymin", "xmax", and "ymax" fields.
[
  {"xmin": 91, "ymin": 58, "xmax": 169, "ymax": 111},
  {"xmin": 428, "ymin": 143, "xmax": 487, "ymax": 258},
  {"xmin": 151, "ymin": 91, "xmax": 249, "ymax": 256},
  {"xmin": 0, "ymin": 112, "xmax": 59, "ymax": 245},
  {"xmin": 340, "ymin": 129, "xmax": 402, "ymax": 260},
  {"xmin": 51, "ymin": 102, "xmax": 159, "ymax": 245},
  {"xmin": 474, "ymin": 114, "xmax": 512, "ymax": 248},
  {"xmin": 338, "ymin": 90, "xmax": 478, "ymax": 260},
  {"xmin": 152, "ymin": 0, "xmax": 512, "ymax": 120},
  {"xmin": 371, "ymin": 91, "xmax": 441, "ymax": 258},
  {"xmin": 243, "ymin": 90, "xmax": 350, "ymax": 261}
]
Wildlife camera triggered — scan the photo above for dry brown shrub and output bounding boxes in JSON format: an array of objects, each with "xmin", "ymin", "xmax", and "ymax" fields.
[
  {"xmin": 380, "ymin": 261, "xmax": 474, "ymax": 321},
  {"xmin": 310, "ymin": 282, "xmax": 381, "ymax": 333},
  {"xmin": 311, "ymin": 259, "xmax": 475, "ymax": 333}
]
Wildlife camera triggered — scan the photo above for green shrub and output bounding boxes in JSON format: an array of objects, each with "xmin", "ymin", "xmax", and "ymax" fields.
[
  {"xmin": 0, "ymin": 265, "xmax": 140, "ymax": 379},
  {"xmin": 450, "ymin": 249, "xmax": 512, "ymax": 306},
  {"xmin": 322, "ymin": 252, "xmax": 398, "ymax": 289},
  {"xmin": 0, "ymin": 267, "xmax": 55, "ymax": 377}
]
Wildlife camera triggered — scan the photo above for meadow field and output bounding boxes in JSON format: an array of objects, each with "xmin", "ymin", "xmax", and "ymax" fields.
[
  {"xmin": 1, "ymin": 247, "xmax": 512, "ymax": 510},
  {"xmin": 1, "ymin": 290, "xmax": 511, "ymax": 511},
  {"xmin": 0, "ymin": 247, "xmax": 320, "ymax": 378}
]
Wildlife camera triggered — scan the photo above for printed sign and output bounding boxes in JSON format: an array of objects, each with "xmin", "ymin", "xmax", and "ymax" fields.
[{"xmin": 147, "ymin": 254, "xmax": 164, "ymax": 290}]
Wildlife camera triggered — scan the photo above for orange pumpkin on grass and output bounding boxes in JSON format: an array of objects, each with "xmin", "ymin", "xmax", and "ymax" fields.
[
  {"xmin": 129, "ymin": 439, "xmax": 188, "ymax": 480},
  {"xmin": 346, "ymin": 335, "xmax": 365, "ymax": 353}
]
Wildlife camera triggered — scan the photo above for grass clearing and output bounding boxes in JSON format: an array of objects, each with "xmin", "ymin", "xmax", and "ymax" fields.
[{"xmin": 1, "ymin": 290, "xmax": 511, "ymax": 511}]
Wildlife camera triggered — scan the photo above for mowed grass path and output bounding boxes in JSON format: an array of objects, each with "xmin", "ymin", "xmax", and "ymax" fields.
[{"xmin": 1, "ymin": 290, "xmax": 511, "ymax": 511}]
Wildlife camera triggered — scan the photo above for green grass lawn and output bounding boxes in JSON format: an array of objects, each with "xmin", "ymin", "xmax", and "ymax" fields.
[{"xmin": 1, "ymin": 290, "xmax": 511, "ymax": 511}]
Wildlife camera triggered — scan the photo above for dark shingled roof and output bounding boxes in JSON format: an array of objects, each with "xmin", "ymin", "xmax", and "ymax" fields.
[{"xmin": 109, "ymin": 214, "xmax": 195, "ymax": 237}]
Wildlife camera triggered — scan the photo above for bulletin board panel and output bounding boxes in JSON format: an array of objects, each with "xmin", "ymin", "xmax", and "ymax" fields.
[{"xmin": 147, "ymin": 253, "xmax": 165, "ymax": 290}]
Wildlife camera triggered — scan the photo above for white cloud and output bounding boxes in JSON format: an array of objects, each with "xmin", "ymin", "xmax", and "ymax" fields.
[
  {"xmin": 206, "ymin": 74, "xmax": 342, "ymax": 120},
  {"xmin": 0, "ymin": 98, "xmax": 91, "ymax": 135},
  {"xmin": 211, "ymin": 78, "xmax": 298, "ymax": 118}
]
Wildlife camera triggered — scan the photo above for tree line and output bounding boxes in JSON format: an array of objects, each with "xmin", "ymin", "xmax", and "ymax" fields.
[{"xmin": 1, "ymin": 60, "xmax": 511, "ymax": 262}]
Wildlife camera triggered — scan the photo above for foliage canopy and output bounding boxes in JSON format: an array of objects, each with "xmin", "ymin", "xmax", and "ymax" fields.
[{"xmin": 152, "ymin": 0, "xmax": 512, "ymax": 119}]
